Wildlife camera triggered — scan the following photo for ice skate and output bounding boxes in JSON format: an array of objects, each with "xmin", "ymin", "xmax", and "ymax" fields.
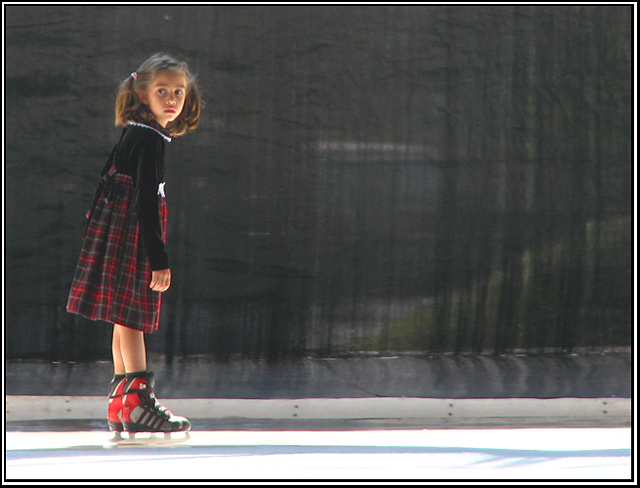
[{"xmin": 107, "ymin": 371, "xmax": 190, "ymax": 446}]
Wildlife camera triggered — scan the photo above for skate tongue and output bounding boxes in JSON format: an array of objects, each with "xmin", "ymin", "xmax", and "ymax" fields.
[{"xmin": 125, "ymin": 371, "xmax": 156, "ymax": 390}]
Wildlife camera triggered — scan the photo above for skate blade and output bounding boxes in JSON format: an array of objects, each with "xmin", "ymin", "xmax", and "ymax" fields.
[{"xmin": 105, "ymin": 430, "xmax": 190, "ymax": 448}]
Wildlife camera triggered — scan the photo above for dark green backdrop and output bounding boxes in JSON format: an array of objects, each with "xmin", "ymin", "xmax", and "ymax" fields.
[{"xmin": 5, "ymin": 5, "xmax": 632, "ymax": 361}]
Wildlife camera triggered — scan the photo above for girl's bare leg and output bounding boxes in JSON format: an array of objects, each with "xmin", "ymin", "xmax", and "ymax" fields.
[
  {"xmin": 112, "ymin": 325, "xmax": 125, "ymax": 375},
  {"xmin": 112, "ymin": 324, "xmax": 147, "ymax": 374}
]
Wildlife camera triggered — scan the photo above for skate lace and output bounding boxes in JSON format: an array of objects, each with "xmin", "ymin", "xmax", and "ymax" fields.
[{"xmin": 146, "ymin": 396, "xmax": 173, "ymax": 420}]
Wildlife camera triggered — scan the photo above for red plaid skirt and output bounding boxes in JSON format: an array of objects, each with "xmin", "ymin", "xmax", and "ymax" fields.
[{"xmin": 66, "ymin": 168, "xmax": 168, "ymax": 333}]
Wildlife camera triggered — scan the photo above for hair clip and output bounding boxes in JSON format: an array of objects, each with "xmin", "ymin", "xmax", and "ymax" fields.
[{"xmin": 131, "ymin": 72, "xmax": 138, "ymax": 80}]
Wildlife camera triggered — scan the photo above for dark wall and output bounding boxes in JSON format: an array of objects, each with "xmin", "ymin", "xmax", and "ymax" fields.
[{"xmin": 5, "ymin": 6, "xmax": 632, "ymax": 361}]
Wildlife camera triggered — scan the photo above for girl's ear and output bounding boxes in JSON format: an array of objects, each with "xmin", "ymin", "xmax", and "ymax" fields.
[{"xmin": 137, "ymin": 90, "xmax": 148, "ymax": 105}]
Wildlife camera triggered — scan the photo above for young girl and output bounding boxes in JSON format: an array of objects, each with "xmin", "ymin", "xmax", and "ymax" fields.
[{"xmin": 67, "ymin": 53, "xmax": 201, "ymax": 436}]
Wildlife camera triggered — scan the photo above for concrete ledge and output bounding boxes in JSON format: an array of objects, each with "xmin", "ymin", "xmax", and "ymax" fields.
[
  {"xmin": 7, "ymin": 353, "xmax": 631, "ymax": 399},
  {"xmin": 5, "ymin": 396, "xmax": 631, "ymax": 425}
]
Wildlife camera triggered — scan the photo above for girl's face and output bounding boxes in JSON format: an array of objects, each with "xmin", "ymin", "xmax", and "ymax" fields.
[{"xmin": 138, "ymin": 71, "xmax": 188, "ymax": 128}]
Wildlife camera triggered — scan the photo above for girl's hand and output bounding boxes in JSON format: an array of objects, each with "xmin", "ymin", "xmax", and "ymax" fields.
[{"xmin": 150, "ymin": 269, "xmax": 171, "ymax": 292}]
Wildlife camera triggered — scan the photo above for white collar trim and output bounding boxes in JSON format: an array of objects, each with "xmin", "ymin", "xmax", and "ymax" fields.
[{"xmin": 127, "ymin": 121, "xmax": 172, "ymax": 142}]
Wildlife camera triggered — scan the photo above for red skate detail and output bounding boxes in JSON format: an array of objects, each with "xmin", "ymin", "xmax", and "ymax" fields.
[{"xmin": 107, "ymin": 377, "xmax": 126, "ymax": 432}]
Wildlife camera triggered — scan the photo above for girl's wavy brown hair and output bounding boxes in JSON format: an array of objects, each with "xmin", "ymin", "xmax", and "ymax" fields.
[{"xmin": 115, "ymin": 53, "xmax": 201, "ymax": 137}]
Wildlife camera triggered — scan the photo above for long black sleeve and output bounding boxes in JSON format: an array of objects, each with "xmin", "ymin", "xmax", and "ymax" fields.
[{"xmin": 131, "ymin": 135, "xmax": 169, "ymax": 271}]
